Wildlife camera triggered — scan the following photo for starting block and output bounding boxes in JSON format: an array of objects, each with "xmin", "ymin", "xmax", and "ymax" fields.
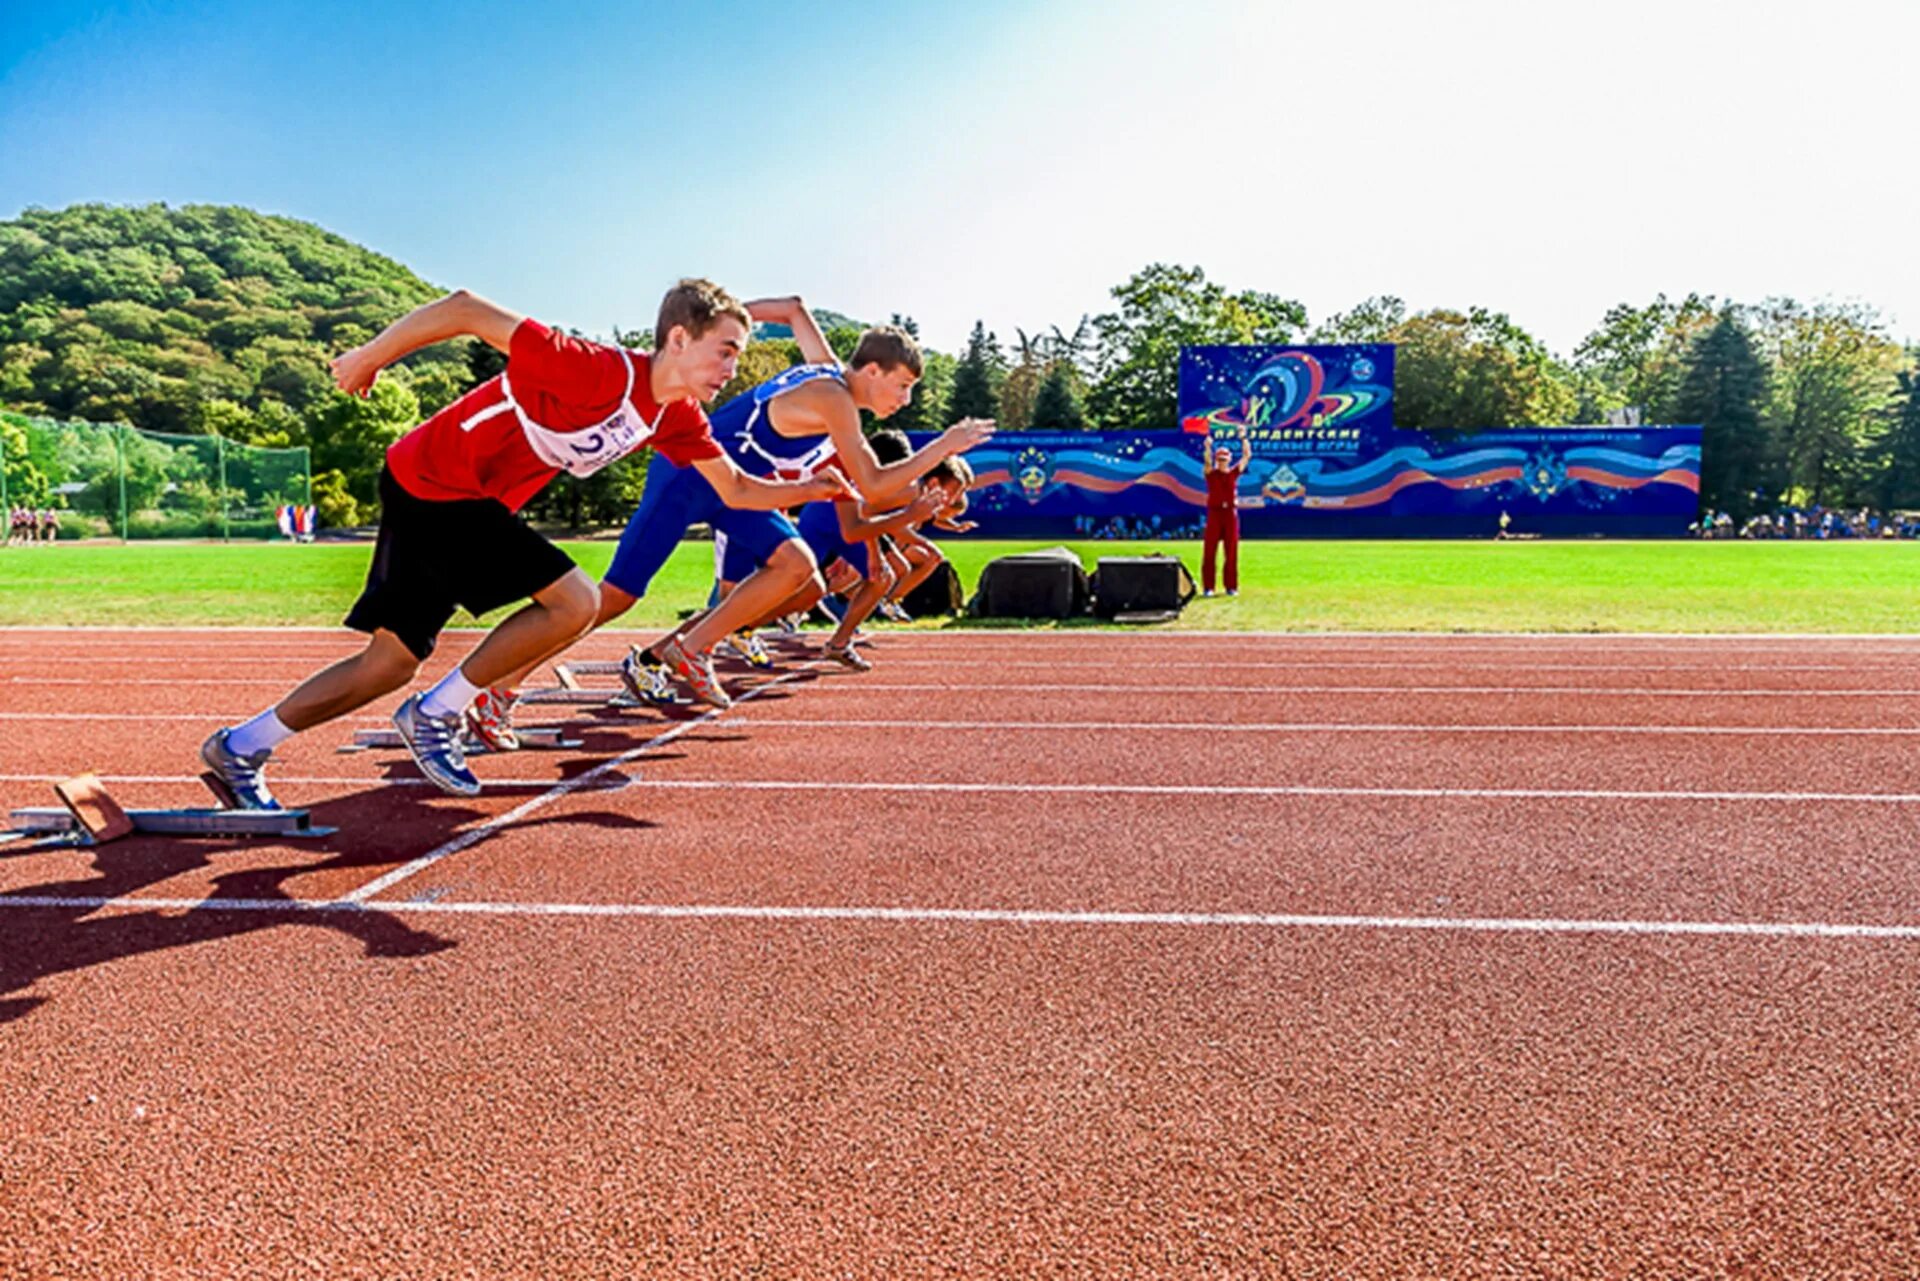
[
  {"xmin": 4, "ymin": 773, "xmax": 336, "ymax": 846},
  {"xmin": 543, "ymin": 660, "xmax": 668, "ymax": 707},
  {"xmin": 553, "ymin": 660, "xmax": 623, "ymax": 688},
  {"xmin": 337, "ymin": 725, "xmax": 584, "ymax": 755}
]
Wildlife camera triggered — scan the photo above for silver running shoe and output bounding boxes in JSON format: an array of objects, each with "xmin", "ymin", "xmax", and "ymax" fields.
[
  {"xmin": 619, "ymin": 647, "xmax": 685, "ymax": 707},
  {"xmin": 199, "ymin": 728, "xmax": 281, "ymax": 810},
  {"xmin": 392, "ymin": 694, "xmax": 481, "ymax": 796},
  {"xmin": 822, "ymin": 641, "xmax": 872, "ymax": 672},
  {"xmin": 717, "ymin": 629, "xmax": 773, "ymax": 669}
]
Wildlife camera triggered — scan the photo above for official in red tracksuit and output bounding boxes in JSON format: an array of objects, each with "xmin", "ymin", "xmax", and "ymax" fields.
[{"xmin": 1202, "ymin": 428, "xmax": 1251, "ymax": 596}]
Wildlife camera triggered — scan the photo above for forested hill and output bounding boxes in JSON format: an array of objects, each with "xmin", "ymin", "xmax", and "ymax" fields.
[{"xmin": 0, "ymin": 202, "xmax": 473, "ymax": 443}]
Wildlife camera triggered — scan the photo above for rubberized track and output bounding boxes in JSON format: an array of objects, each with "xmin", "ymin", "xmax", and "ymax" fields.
[{"xmin": 4, "ymin": 627, "xmax": 1920, "ymax": 1276}]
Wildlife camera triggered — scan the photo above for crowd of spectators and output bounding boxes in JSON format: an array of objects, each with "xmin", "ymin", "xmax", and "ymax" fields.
[
  {"xmin": 1071, "ymin": 514, "xmax": 1205, "ymax": 540},
  {"xmin": 1692, "ymin": 505, "xmax": 1920, "ymax": 539}
]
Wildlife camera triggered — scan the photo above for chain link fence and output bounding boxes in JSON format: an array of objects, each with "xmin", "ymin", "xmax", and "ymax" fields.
[{"xmin": 1, "ymin": 411, "xmax": 312, "ymax": 540}]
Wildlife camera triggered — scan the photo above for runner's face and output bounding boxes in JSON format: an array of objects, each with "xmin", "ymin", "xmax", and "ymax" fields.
[
  {"xmin": 678, "ymin": 316, "xmax": 749, "ymax": 402},
  {"xmin": 861, "ymin": 364, "xmax": 919, "ymax": 419}
]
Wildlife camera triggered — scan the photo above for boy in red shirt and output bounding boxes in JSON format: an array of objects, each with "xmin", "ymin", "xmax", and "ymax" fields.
[{"xmin": 201, "ymin": 280, "xmax": 847, "ymax": 803}]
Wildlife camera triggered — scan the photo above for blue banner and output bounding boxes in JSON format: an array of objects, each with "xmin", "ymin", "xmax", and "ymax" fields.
[{"xmin": 906, "ymin": 343, "xmax": 1701, "ymax": 538}]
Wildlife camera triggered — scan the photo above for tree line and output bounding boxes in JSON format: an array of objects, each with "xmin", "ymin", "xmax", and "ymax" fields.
[{"xmin": 4, "ymin": 204, "xmax": 1917, "ymax": 528}]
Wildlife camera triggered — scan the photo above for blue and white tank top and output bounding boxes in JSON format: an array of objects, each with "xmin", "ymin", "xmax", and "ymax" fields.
[{"xmin": 709, "ymin": 363, "xmax": 846, "ymax": 480}]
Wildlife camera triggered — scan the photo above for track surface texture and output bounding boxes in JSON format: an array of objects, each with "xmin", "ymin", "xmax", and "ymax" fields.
[{"xmin": 4, "ymin": 626, "xmax": 1920, "ymax": 1277}]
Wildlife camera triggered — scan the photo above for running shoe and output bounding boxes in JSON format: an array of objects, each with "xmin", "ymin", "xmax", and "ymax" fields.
[
  {"xmin": 716, "ymin": 629, "xmax": 774, "ymax": 669},
  {"xmin": 877, "ymin": 600, "xmax": 913, "ymax": 624},
  {"xmin": 658, "ymin": 637, "xmax": 734, "ymax": 709},
  {"xmin": 619, "ymin": 646, "xmax": 684, "ymax": 707},
  {"xmin": 775, "ymin": 612, "xmax": 803, "ymax": 635},
  {"xmin": 199, "ymin": 728, "xmax": 281, "ymax": 811},
  {"xmin": 822, "ymin": 641, "xmax": 872, "ymax": 672},
  {"xmin": 464, "ymin": 685, "xmax": 520, "ymax": 752},
  {"xmin": 392, "ymin": 693, "xmax": 481, "ymax": 796}
]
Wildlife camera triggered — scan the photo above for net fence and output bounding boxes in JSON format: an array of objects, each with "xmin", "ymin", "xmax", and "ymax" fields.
[{"xmin": 1, "ymin": 412, "xmax": 312, "ymax": 540}]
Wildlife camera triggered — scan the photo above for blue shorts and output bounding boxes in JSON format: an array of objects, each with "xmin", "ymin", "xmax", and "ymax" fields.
[
  {"xmin": 604, "ymin": 459, "xmax": 798, "ymax": 598},
  {"xmin": 795, "ymin": 500, "xmax": 869, "ymax": 579}
]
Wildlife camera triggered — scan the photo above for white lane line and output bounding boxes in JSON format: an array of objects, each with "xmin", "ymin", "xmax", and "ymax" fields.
[
  {"xmin": 339, "ymin": 671, "xmax": 813, "ymax": 904},
  {"xmin": 8, "ymin": 775, "xmax": 1920, "ymax": 805},
  {"xmin": 14, "ymin": 688, "xmax": 1920, "ymax": 723},
  {"xmin": 0, "ymin": 773, "xmax": 619, "ymax": 787},
  {"xmin": 809, "ymin": 683, "xmax": 1920, "ymax": 697},
  {"xmin": 2, "ymin": 893, "xmax": 1918, "ymax": 940},
  {"xmin": 13, "ymin": 712, "xmax": 1920, "ymax": 737},
  {"xmin": 730, "ymin": 717, "xmax": 1920, "ymax": 737}
]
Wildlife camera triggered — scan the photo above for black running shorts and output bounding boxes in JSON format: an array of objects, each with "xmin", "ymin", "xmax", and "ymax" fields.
[{"xmin": 344, "ymin": 467, "xmax": 578, "ymax": 661}]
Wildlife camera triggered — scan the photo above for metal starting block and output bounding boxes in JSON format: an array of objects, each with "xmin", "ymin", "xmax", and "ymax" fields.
[
  {"xmin": 338, "ymin": 725, "xmax": 585, "ymax": 755},
  {"xmin": 553, "ymin": 660, "xmax": 623, "ymax": 687},
  {"xmin": 4, "ymin": 773, "xmax": 335, "ymax": 846}
]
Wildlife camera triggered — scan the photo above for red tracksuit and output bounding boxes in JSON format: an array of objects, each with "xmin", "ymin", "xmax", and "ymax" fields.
[{"xmin": 1202, "ymin": 466, "xmax": 1243, "ymax": 594}]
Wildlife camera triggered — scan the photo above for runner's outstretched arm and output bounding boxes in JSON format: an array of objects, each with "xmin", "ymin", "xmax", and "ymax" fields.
[{"xmin": 693, "ymin": 455, "xmax": 856, "ymax": 511}]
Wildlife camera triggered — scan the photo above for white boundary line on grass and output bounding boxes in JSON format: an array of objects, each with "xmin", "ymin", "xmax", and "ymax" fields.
[
  {"xmin": 337, "ymin": 670, "xmax": 813, "ymax": 904},
  {"xmin": 1, "ymin": 892, "xmax": 1917, "ymax": 940}
]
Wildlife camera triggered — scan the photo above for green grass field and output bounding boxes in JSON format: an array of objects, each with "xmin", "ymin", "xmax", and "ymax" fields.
[{"xmin": 0, "ymin": 539, "xmax": 1914, "ymax": 632}]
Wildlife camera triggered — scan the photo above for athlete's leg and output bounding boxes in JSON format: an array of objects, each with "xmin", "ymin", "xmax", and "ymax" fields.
[
  {"xmin": 888, "ymin": 531, "xmax": 944, "ymax": 604},
  {"xmin": 827, "ymin": 544, "xmax": 894, "ymax": 652},
  {"xmin": 680, "ymin": 540, "xmax": 819, "ymax": 656}
]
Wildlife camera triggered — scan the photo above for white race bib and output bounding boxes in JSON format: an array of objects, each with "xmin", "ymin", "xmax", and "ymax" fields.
[{"xmin": 494, "ymin": 350, "xmax": 662, "ymax": 479}]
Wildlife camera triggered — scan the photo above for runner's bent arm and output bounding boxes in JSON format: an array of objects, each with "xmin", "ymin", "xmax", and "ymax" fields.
[
  {"xmin": 332, "ymin": 290, "xmax": 524, "ymax": 395},
  {"xmin": 834, "ymin": 488, "xmax": 945, "ymax": 542},
  {"xmin": 693, "ymin": 454, "xmax": 855, "ymax": 512},
  {"xmin": 746, "ymin": 296, "xmax": 836, "ymax": 367},
  {"xmin": 785, "ymin": 384, "xmax": 994, "ymax": 508}
]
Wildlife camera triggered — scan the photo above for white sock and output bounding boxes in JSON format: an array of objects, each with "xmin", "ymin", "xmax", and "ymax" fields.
[
  {"xmin": 227, "ymin": 709, "xmax": 294, "ymax": 757},
  {"xmin": 419, "ymin": 666, "xmax": 482, "ymax": 719}
]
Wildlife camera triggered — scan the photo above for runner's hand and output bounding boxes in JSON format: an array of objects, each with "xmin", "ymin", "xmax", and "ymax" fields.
[
  {"xmin": 810, "ymin": 472, "xmax": 859, "ymax": 503},
  {"xmin": 909, "ymin": 488, "xmax": 946, "ymax": 521},
  {"xmin": 331, "ymin": 345, "xmax": 384, "ymax": 397},
  {"xmin": 941, "ymin": 418, "xmax": 995, "ymax": 454}
]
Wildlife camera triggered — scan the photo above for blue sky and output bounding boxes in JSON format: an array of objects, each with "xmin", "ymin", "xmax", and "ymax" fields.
[{"xmin": 4, "ymin": 0, "xmax": 1915, "ymax": 355}]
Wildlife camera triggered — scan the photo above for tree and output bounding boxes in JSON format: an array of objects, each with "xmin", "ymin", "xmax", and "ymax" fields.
[
  {"xmin": 1386, "ymin": 307, "xmax": 1577, "ymax": 431},
  {"xmin": 307, "ymin": 379, "xmax": 421, "ymax": 516},
  {"xmin": 1673, "ymin": 308, "xmax": 1769, "ymax": 516},
  {"xmin": 1030, "ymin": 361, "xmax": 1087, "ymax": 431},
  {"xmin": 0, "ymin": 412, "xmax": 52, "ymax": 508},
  {"xmin": 1570, "ymin": 294, "xmax": 1718, "ymax": 422},
  {"xmin": 1088, "ymin": 264, "xmax": 1305, "ymax": 433},
  {"xmin": 1753, "ymin": 299, "xmax": 1904, "ymax": 507},
  {"xmin": 1310, "ymin": 295, "xmax": 1406, "ymax": 345},
  {"xmin": 947, "ymin": 321, "xmax": 1002, "ymax": 424},
  {"xmin": 1874, "ymin": 358, "xmax": 1920, "ymax": 511}
]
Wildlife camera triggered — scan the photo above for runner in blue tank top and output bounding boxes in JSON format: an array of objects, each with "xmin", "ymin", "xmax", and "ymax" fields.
[{"xmin": 478, "ymin": 298, "xmax": 993, "ymax": 728}]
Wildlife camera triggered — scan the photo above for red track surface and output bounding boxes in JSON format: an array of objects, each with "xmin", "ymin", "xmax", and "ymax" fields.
[{"xmin": 4, "ymin": 627, "xmax": 1920, "ymax": 1276}]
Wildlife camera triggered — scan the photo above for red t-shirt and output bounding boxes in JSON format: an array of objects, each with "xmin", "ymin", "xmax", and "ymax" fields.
[
  {"xmin": 1206, "ymin": 465, "xmax": 1243, "ymax": 510},
  {"xmin": 385, "ymin": 319, "xmax": 722, "ymax": 512}
]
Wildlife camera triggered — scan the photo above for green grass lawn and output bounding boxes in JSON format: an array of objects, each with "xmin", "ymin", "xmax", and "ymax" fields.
[{"xmin": 0, "ymin": 539, "xmax": 1914, "ymax": 632}]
